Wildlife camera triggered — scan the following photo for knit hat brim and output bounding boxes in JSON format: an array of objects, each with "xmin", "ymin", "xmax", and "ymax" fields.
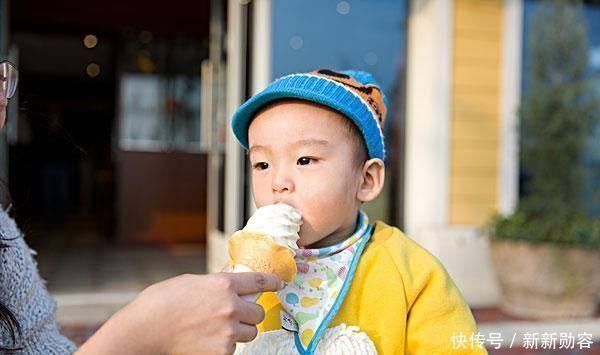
[{"xmin": 231, "ymin": 73, "xmax": 385, "ymax": 160}]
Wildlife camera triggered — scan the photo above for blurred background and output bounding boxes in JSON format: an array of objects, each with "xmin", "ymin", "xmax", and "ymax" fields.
[{"xmin": 0, "ymin": 0, "xmax": 599, "ymax": 353}]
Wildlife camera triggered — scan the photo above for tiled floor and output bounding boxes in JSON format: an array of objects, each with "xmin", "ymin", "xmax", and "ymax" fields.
[
  {"xmin": 39, "ymin": 244, "xmax": 206, "ymax": 294},
  {"xmin": 60, "ymin": 316, "xmax": 600, "ymax": 353},
  {"xmin": 472, "ymin": 308, "xmax": 600, "ymax": 354},
  {"xmin": 487, "ymin": 346, "xmax": 600, "ymax": 354},
  {"xmin": 57, "ymin": 304, "xmax": 600, "ymax": 353},
  {"xmin": 45, "ymin": 242, "xmax": 208, "ymax": 344}
]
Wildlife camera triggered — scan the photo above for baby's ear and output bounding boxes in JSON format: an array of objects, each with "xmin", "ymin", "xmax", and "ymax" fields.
[{"xmin": 357, "ymin": 158, "xmax": 385, "ymax": 202}]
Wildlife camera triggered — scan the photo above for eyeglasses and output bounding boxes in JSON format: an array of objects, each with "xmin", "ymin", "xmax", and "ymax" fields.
[{"xmin": 0, "ymin": 60, "xmax": 18, "ymax": 99}]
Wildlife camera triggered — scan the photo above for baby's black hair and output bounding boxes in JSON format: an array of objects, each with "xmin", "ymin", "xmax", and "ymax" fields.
[{"xmin": 339, "ymin": 118, "xmax": 369, "ymax": 171}]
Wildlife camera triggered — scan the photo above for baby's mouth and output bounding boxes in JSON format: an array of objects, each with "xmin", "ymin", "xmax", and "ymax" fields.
[{"xmin": 276, "ymin": 201, "xmax": 299, "ymax": 211}]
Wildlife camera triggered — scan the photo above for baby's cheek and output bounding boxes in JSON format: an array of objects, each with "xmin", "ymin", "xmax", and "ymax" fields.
[
  {"xmin": 251, "ymin": 178, "xmax": 271, "ymax": 206},
  {"xmin": 301, "ymin": 193, "xmax": 340, "ymax": 233}
]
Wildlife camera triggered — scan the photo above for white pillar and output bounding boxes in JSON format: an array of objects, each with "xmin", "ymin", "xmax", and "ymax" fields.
[
  {"xmin": 224, "ymin": 0, "xmax": 247, "ymax": 235},
  {"xmin": 207, "ymin": 0, "xmax": 249, "ymax": 273},
  {"xmin": 404, "ymin": 0, "xmax": 522, "ymax": 307},
  {"xmin": 404, "ymin": 0, "xmax": 454, "ymax": 249},
  {"xmin": 246, "ymin": 0, "xmax": 273, "ymax": 216},
  {"xmin": 498, "ymin": 0, "xmax": 523, "ymax": 216}
]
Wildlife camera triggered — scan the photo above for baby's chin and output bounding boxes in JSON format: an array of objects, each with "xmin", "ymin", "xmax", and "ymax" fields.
[
  {"xmin": 296, "ymin": 236, "xmax": 311, "ymax": 249},
  {"xmin": 296, "ymin": 229, "xmax": 321, "ymax": 249}
]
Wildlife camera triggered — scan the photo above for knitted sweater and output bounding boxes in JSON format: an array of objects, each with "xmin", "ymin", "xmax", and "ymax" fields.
[{"xmin": 0, "ymin": 207, "xmax": 76, "ymax": 354}]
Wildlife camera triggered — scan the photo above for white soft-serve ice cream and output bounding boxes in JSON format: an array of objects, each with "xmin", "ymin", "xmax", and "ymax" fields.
[
  {"xmin": 243, "ymin": 203, "xmax": 302, "ymax": 252},
  {"xmin": 228, "ymin": 203, "xmax": 302, "ymax": 301},
  {"xmin": 231, "ymin": 205, "xmax": 377, "ymax": 354}
]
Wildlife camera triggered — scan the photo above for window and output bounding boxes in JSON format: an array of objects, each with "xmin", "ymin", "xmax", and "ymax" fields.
[
  {"xmin": 270, "ymin": 0, "xmax": 408, "ymax": 224},
  {"xmin": 521, "ymin": 0, "xmax": 600, "ymax": 216},
  {"xmin": 119, "ymin": 32, "xmax": 207, "ymax": 152}
]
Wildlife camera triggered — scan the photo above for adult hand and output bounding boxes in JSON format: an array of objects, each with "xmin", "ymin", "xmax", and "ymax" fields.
[{"xmin": 77, "ymin": 272, "xmax": 282, "ymax": 355}]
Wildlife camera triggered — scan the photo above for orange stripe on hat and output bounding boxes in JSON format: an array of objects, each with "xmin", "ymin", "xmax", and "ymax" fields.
[{"xmin": 311, "ymin": 69, "xmax": 387, "ymax": 126}]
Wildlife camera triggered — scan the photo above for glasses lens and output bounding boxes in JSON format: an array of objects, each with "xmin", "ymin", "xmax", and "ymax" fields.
[{"xmin": 0, "ymin": 61, "xmax": 18, "ymax": 99}]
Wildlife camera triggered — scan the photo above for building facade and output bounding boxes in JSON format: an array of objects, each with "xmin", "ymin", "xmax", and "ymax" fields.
[{"xmin": 207, "ymin": 0, "xmax": 599, "ymax": 307}]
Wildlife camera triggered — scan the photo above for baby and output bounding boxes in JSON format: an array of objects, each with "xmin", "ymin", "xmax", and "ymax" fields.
[{"xmin": 230, "ymin": 69, "xmax": 487, "ymax": 354}]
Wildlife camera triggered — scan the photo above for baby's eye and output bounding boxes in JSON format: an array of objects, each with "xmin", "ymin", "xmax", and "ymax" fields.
[
  {"xmin": 297, "ymin": 157, "xmax": 315, "ymax": 166},
  {"xmin": 253, "ymin": 162, "xmax": 269, "ymax": 170}
]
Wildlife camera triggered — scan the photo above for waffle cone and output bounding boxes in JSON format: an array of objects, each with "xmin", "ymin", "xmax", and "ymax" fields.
[{"xmin": 228, "ymin": 230, "xmax": 297, "ymax": 282}]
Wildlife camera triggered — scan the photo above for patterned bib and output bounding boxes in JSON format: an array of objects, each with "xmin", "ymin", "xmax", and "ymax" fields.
[{"xmin": 277, "ymin": 210, "xmax": 372, "ymax": 354}]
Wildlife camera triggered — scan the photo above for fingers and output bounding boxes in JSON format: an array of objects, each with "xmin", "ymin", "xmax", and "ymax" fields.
[
  {"xmin": 233, "ymin": 323, "xmax": 259, "ymax": 343},
  {"xmin": 236, "ymin": 300, "xmax": 265, "ymax": 325},
  {"xmin": 225, "ymin": 272, "xmax": 283, "ymax": 295}
]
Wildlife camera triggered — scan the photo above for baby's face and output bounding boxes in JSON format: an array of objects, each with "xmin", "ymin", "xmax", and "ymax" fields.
[{"xmin": 248, "ymin": 100, "xmax": 363, "ymax": 248}]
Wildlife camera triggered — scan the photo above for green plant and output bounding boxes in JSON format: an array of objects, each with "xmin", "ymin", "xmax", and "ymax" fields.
[
  {"xmin": 486, "ymin": 213, "xmax": 600, "ymax": 249},
  {"xmin": 487, "ymin": 0, "xmax": 600, "ymax": 248}
]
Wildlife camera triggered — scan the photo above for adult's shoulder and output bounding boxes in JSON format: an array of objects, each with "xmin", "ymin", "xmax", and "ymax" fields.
[
  {"xmin": 0, "ymin": 206, "xmax": 22, "ymax": 241},
  {"xmin": 0, "ymin": 207, "xmax": 76, "ymax": 353},
  {"xmin": 0, "ymin": 206, "xmax": 37, "ymax": 299}
]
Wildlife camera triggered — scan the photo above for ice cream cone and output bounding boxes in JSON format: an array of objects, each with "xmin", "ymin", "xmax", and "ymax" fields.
[{"xmin": 229, "ymin": 230, "xmax": 297, "ymax": 282}]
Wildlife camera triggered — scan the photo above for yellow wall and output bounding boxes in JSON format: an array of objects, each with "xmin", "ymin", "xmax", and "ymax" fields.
[{"xmin": 450, "ymin": 0, "xmax": 503, "ymax": 225}]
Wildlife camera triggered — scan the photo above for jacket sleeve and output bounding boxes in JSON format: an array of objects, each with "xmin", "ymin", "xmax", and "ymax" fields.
[{"xmin": 403, "ymin": 247, "xmax": 488, "ymax": 355}]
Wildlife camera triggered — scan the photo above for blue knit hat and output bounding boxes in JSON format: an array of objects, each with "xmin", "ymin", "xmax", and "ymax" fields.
[{"xmin": 231, "ymin": 69, "xmax": 388, "ymax": 161}]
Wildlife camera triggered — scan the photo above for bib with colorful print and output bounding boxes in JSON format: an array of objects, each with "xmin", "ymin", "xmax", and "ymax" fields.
[{"xmin": 277, "ymin": 210, "xmax": 372, "ymax": 354}]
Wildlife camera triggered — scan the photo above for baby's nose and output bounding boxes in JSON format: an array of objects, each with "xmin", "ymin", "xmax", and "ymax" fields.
[
  {"xmin": 272, "ymin": 172, "xmax": 294, "ymax": 194},
  {"xmin": 273, "ymin": 180, "xmax": 292, "ymax": 193}
]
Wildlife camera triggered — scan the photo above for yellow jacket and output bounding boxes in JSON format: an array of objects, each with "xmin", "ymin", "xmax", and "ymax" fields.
[{"xmin": 257, "ymin": 221, "xmax": 488, "ymax": 355}]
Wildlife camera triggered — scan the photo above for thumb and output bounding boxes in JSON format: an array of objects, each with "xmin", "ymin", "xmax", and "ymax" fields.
[{"xmin": 222, "ymin": 272, "xmax": 283, "ymax": 296}]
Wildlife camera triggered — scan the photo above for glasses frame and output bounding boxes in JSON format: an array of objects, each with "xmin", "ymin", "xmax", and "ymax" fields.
[{"xmin": 0, "ymin": 60, "xmax": 18, "ymax": 99}]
